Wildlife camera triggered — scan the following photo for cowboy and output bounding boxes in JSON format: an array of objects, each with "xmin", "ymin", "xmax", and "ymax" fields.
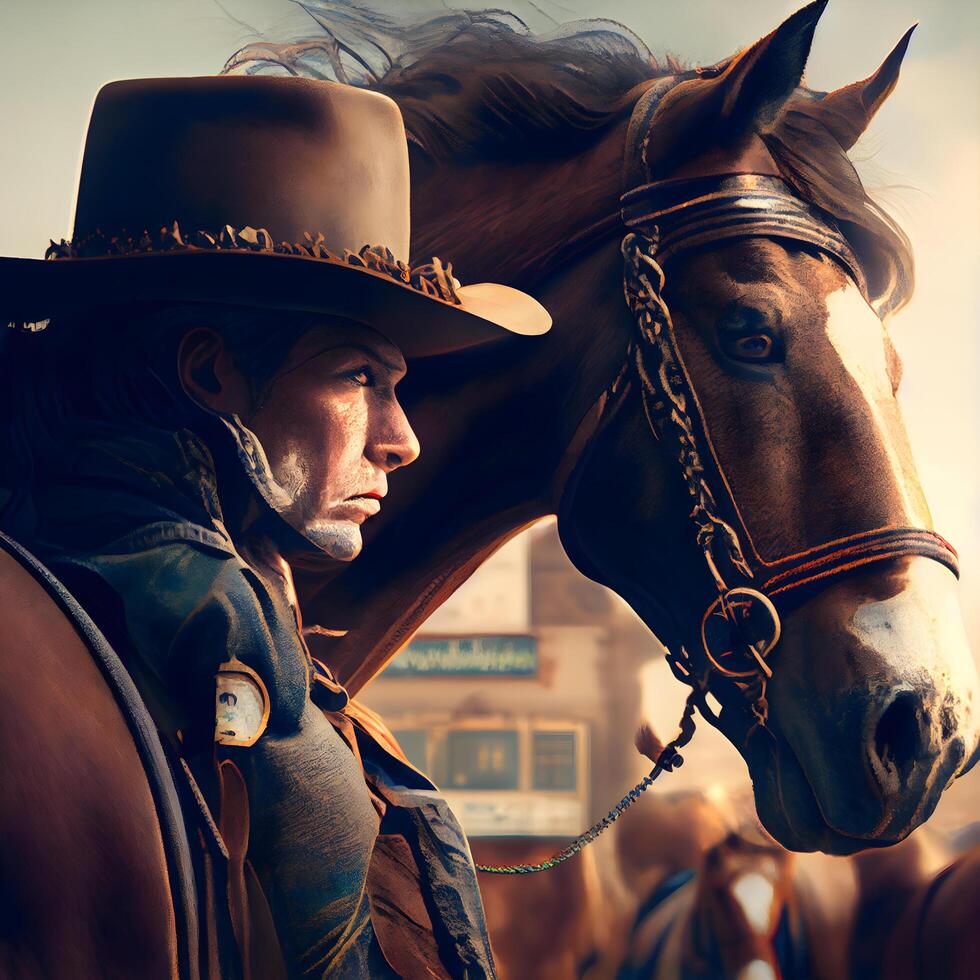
[{"xmin": 0, "ymin": 76, "xmax": 550, "ymax": 977}]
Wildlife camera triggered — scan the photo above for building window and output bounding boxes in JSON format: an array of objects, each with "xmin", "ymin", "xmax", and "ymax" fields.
[
  {"xmin": 532, "ymin": 730, "xmax": 577, "ymax": 791},
  {"xmin": 447, "ymin": 730, "xmax": 519, "ymax": 790},
  {"xmin": 392, "ymin": 729, "xmax": 428, "ymax": 773}
]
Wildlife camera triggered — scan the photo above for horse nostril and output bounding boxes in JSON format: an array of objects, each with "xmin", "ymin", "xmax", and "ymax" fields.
[{"xmin": 873, "ymin": 691, "xmax": 922, "ymax": 781}]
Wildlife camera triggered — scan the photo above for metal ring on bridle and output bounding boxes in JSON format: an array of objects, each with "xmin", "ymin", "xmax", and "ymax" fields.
[{"xmin": 701, "ymin": 587, "xmax": 780, "ymax": 680}]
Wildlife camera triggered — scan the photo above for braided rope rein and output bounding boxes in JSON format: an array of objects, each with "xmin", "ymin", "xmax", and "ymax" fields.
[
  {"xmin": 475, "ymin": 692, "xmax": 701, "ymax": 875},
  {"xmin": 476, "ymin": 232, "xmax": 719, "ymax": 876}
]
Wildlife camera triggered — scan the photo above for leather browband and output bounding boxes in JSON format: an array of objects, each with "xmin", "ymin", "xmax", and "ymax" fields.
[{"xmin": 621, "ymin": 173, "xmax": 869, "ymax": 301}]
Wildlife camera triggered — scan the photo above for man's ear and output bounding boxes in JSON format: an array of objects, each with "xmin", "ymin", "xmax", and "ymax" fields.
[{"xmin": 177, "ymin": 327, "xmax": 254, "ymax": 417}]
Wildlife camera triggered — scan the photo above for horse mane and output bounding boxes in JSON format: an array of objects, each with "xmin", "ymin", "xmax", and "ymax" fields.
[{"xmin": 225, "ymin": 2, "xmax": 914, "ymax": 313}]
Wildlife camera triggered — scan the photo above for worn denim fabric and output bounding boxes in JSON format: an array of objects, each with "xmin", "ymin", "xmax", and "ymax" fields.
[{"xmin": 1, "ymin": 420, "xmax": 493, "ymax": 979}]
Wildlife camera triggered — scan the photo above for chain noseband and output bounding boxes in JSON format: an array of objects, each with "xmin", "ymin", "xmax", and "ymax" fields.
[{"xmin": 477, "ymin": 174, "xmax": 959, "ymax": 875}]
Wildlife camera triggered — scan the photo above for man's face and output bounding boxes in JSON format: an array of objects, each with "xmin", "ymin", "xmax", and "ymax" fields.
[{"xmin": 242, "ymin": 321, "xmax": 420, "ymax": 561}]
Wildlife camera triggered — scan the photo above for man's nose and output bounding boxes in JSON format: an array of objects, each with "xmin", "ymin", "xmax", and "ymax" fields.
[{"xmin": 370, "ymin": 405, "xmax": 421, "ymax": 472}]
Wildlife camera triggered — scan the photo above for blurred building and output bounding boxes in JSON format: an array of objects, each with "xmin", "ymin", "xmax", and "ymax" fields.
[{"xmin": 360, "ymin": 520, "xmax": 666, "ymax": 837}]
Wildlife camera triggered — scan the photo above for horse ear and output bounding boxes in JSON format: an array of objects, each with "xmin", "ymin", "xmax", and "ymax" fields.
[
  {"xmin": 807, "ymin": 26, "xmax": 916, "ymax": 150},
  {"xmin": 634, "ymin": 0, "xmax": 827, "ymax": 180}
]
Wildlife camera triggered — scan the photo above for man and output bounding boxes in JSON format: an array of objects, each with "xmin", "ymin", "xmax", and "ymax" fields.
[{"xmin": 0, "ymin": 76, "xmax": 550, "ymax": 977}]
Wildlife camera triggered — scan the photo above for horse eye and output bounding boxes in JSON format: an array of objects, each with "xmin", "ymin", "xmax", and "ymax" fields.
[
  {"xmin": 720, "ymin": 330, "xmax": 781, "ymax": 364},
  {"xmin": 735, "ymin": 334, "xmax": 772, "ymax": 359},
  {"xmin": 716, "ymin": 305, "xmax": 783, "ymax": 366}
]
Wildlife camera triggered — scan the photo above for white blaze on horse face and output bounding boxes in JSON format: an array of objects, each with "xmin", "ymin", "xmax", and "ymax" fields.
[
  {"xmin": 731, "ymin": 870, "xmax": 777, "ymax": 934},
  {"xmin": 850, "ymin": 557, "xmax": 979, "ymax": 764},
  {"xmin": 825, "ymin": 284, "xmax": 979, "ymax": 766},
  {"xmin": 823, "ymin": 285, "xmax": 930, "ymax": 527},
  {"xmin": 737, "ymin": 960, "xmax": 777, "ymax": 980}
]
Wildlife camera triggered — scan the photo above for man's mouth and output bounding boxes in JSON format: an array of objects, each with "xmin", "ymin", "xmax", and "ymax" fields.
[{"xmin": 336, "ymin": 491, "xmax": 383, "ymax": 520}]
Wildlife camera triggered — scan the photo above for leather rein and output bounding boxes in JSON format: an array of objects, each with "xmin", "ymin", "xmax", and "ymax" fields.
[{"xmin": 476, "ymin": 171, "xmax": 958, "ymax": 875}]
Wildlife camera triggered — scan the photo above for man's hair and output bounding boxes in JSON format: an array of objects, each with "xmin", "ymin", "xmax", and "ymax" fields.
[{"xmin": 0, "ymin": 303, "xmax": 320, "ymax": 488}]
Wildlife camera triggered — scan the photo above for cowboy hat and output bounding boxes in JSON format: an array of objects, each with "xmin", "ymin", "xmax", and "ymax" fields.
[{"xmin": 0, "ymin": 76, "xmax": 551, "ymax": 357}]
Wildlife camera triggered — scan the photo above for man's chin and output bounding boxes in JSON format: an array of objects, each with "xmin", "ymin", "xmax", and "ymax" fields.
[{"xmin": 298, "ymin": 520, "xmax": 363, "ymax": 561}]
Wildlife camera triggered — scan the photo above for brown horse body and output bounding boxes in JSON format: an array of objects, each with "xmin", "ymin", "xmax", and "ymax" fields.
[
  {"xmin": 0, "ymin": 538, "xmax": 179, "ymax": 978},
  {"xmin": 852, "ymin": 827, "xmax": 980, "ymax": 980},
  {"xmin": 882, "ymin": 845, "xmax": 980, "ymax": 980},
  {"xmin": 472, "ymin": 837, "xmax": 610, "ymax": 980}
]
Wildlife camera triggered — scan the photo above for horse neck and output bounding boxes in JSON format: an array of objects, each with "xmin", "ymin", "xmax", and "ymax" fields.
[{"xmin": 299, "ymin": 238, "xmax": 632, "ymax": 692}]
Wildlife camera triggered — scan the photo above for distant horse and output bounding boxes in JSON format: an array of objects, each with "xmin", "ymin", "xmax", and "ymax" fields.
[
  {"xmin": 616, "ymin": 831, "xmax": 803, "ymax": 980},
  {"xmin": 614, "ymin": 789, "xmax": 739, "ymax": 905},
  {"xmin": 234, "ymin": 1, "xmax": 978, "ymax": 854},
  {"xmin": 591, "ymin": 793, "xmax": 856, "ymax": 980},
  {"xmin": 877, "ymin": 844, "xmax": 980, "ymax": 980},
  {"xmin": 612, "ymin": 830, "xmax": 860, "ymax": 980},
  {"xmin": 851, "ymin": 827, "xmax": 977, "ymax": 980}
]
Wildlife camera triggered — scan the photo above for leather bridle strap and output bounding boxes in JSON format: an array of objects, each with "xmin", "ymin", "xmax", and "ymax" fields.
[
  {"xmin": 760, "ymin": 526, "xmax": 958, "ymax": 599},
  {"xmin": 622, "ymin": 172, "xmax": 869, "ymax": 301}
]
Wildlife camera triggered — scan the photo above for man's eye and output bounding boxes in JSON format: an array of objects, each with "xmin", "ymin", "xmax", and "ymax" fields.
[{"xmin": 347, "ymin": 366, "xmax": 375, "ymax": 387}]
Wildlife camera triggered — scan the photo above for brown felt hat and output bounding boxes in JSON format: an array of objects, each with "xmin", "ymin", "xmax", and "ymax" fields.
[{"xmin": 0, "ymin": 76, "xmax": 551, "ymax": 357}]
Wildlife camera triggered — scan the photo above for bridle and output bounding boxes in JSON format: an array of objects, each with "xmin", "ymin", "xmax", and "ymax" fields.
[
  {"xmin": 558, "ymin": 171, "xmax": 958, "ymax": 735},
  {"xmin": 609, "ymin": 172, "xmax": 958, "ymax": 732},
  {"xmin": 476, "ymin": 171, "xmax": 959, "ymax": 876}
]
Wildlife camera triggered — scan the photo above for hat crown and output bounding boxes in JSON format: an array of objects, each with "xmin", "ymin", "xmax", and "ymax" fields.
[{"xmin": 72, "ymin": 76, "xmax": 410, "ymax": 261}]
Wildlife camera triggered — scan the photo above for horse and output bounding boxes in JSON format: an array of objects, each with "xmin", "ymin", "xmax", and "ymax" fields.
[
  {"xmin": 583, "ymin": 790, "xmax": 856, "ymax": 980},
  {"xmin": 611, "ymin": 827, "xmax": 861, "ymax": 980},
  {"xmin": 614, "ymin": 830, "xmax": 803, "ymax": 980},
  {"xmin": 471, "ymin": 836, "xmax": 610, "ymax": 979},
  {"xmin": 613, "ymin": 788, "xmax": 740, "ymax": 907},
  {"xmin": 0, "ymin": 533, "xmax": 190, "ymax": 978},
  {"xmin": 231, "ymin": 0, "xmax": 978, "ymax": 856},
  {"xmin": 875, "ymin": 843, "xmax": 980, "ymax": 980}
]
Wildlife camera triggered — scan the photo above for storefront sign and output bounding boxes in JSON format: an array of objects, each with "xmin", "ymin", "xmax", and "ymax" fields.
[
  {"xmin": 442, "ymin": 791, "xmax": 585, "ymax": 837},
  {"xmin": 386, "ymin": 635, "xmax": 538, "ymax": 677}
]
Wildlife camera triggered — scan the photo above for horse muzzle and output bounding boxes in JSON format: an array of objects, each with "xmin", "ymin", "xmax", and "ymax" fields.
[{"xmin": 755, "ymin": 556, "xmax": 979, "ymax": 850}]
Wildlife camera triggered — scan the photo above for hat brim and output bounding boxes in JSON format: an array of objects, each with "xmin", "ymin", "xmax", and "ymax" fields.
[{"xmin": 0, "ymin": 250, "xmax": 552, "ymax": 358}]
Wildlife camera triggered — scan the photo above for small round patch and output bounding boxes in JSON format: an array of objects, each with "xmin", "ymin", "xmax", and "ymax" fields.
[{"xmin": 215, "ymin": 657, "xmax": 270, "ymax": 747}]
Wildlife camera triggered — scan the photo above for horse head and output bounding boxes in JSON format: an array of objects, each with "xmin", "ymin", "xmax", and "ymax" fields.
[{"xmin": 556, "ymin": 1, "xmax": 978, "ymax": 853}]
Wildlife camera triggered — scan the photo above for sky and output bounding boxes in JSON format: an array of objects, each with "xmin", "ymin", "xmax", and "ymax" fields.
[{"xmin": 1, "ymin": 0, "xmax": 977, "ymax": 815}]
